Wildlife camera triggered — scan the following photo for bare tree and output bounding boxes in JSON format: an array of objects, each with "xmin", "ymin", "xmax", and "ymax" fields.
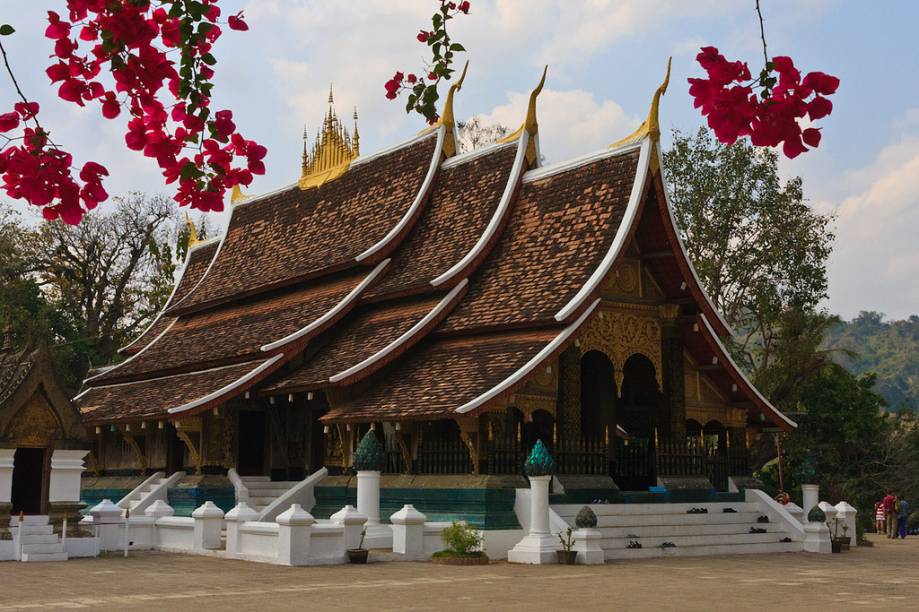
[{"xmin": 456, "ymin": 117, "xmax": 509, "ymax": 154}]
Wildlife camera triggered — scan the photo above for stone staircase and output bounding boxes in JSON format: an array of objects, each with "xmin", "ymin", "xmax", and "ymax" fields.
[
  {"xmin": 14, "ymin": 515, "xmax": 67, "ymax": 562},
  {"xmin": 239, "ymin": 476, "xmax": 300, "ymax": 514},
  {"xmin": 552, "ymin": 501, "xmax": 799, "ymax": 560},
  {"xmin": 117, "ymin": 471, "xmax": 186, "ymax": 515}
]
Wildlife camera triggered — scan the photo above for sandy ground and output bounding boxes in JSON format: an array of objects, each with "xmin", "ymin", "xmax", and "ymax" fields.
[{"xmin": 1, "ymin": 534, "xmax": 916, "ymax": 611}]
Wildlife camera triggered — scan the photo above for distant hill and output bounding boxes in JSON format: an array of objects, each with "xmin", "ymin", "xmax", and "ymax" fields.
[{"xmin": 824, "ymin": 311, "xmax": 919, "ymax": 412}]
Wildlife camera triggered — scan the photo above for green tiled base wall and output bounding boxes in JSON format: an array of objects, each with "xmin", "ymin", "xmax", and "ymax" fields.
[{"xmin": 313, "ymin": 485, "xmax": 520, "ymax": 531}]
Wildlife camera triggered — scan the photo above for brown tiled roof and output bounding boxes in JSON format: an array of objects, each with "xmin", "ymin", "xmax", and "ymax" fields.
[
  {"xmin": 91, "ymin": 271, "xmax": 368, "ymax": 385},
  {"xmin": 262, "ymin": 292, "xmax": 457, "ymax": 394},
  {"xmin": 168, "ymin": 135, "xmax": 439, "ymax": 315},
  {"xmin": 321, "ymin": 329, "xmax": 560, "ymax": 422},
  {"xmin": 364, "ymin": 143, "xmax": 519, "ymax": 299},
  {"xmin": 77, "ymin": 359, "xmax": 270, "ymax": 424},
  {"xmin": 438, "ymin": 149, "xmax": 640, "ymax": 334},
  {"xmin": 120, "ymin": 241, "xmax": 218, "ymax": 356}
]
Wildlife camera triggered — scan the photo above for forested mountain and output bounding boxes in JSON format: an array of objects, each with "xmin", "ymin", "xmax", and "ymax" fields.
[{"xmin": 824, "ymin": 311, "xmax": 919, "ymax": 412}]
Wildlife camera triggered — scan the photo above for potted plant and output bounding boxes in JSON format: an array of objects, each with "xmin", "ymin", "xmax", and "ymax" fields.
[
  {"xmin": 347, "ymin": 528, "xmax": 369, "ymax": 564},
  {"xmin": 432, "ymin": 521, "xmax": 489, "ymax": 565},
  {"xmin": 556, "ymin": 527, "xmax": 577, "ymax": 564},
  {"xmin": 827, "ymin": 518, "xmax": 850, "ymax": 553}
]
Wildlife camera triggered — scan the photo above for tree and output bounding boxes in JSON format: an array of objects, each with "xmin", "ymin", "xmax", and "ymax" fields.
[
  {"xmin": 22, "ymin": 192, "xmax": 180, "ymax": 363},
  {"xmin": 456, "ymin": 118, "xmax": 509, "ymax": 154},
  {"xmin": 663, "ymin": 127, "xmax": 835, "ymax": 398}
]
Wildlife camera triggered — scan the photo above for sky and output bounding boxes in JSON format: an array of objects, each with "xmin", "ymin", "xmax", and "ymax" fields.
[{"xmin": 2, "ymin": 1, "xmax": 918, "ymax": 320}]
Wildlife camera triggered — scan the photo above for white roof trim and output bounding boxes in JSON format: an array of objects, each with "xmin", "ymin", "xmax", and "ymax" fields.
[
  {"xmin": 355, "ymin": 126, "xmax": 445, "ymax": 262},
  {"xmin": 259, "ymin": 259, "xmax": 391, "ymax": 352},
  {"xmin": 83, "ymin": 319, "xmax": 177, "ymax": 385},
  {"xmin": 456, "ymin": 298, "xmax": 600, "ymax": 415},
  {"xmin": 440, "ymin": 140, "xmax": 515, "ymax": 169},
  {"xmin": 118, "ymin": 240, "xmax": 217, "ymax": 354},
  {"xmin": 553, "ymin": 138, "xmax": 652, "ymax": 322},
  {"xmin": 698, "ymin": 314, "xmax": 797, "ymax": 430},
  {"xmin": 167, "ymin": 216, "xmax": 231, "ymax": 313},
  {"xmin": 655, "ymin": 145, "xmax": 734, "ymax": 337},
  {"xmin": 523, "ymin": 140, "xmax": 643, "ymax": 184},
  {"xmin": 168, "ymin": 354, "xmax": 284, "ymax": 415},
  {"xmin": 328, "ymin": 279, "xmax": 468, "ymax": 384},
  {"xmin": 431, "ymin": 131, "xmax": 529, "ymax": 288}
]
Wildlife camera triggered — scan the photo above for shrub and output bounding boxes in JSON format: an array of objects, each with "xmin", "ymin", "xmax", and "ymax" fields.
[{"xmin": 441, "ymin": 521, "xmax": 482, "ymax": 554}]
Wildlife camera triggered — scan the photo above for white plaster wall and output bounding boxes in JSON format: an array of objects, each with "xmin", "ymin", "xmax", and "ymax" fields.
[
  {"xmin": 154, "ymin": 517, "xmax": 195, "ymax": 552},
  {"xmin": 481, "ymin": 529, "xmax": 525, "ymax": 560},
  {"xmin": 422, "ymin": 522, "xmax": 450, "ymax": 557},
  {"xmin": 64, "ymin": 538, "xmax": 100, "ymax": 558},
  {"xmin": 0, "ymin": 539, "xmax": 14, "ymax": 561},
  {"xmin": 237, "ymin": 522, "xmax": 279, "ymax": 561},
  {"xmin": 308, "ymin": 524, "xmax": 346, "ymax": 565}
]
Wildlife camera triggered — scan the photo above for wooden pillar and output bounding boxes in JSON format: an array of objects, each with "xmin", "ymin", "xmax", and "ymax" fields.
[
  {"xmin": 557, "ymin": 344, "xmax": 581, "ymax": 443},
  {"xmin": 660, "ymin": 305, "xmax": 686, "ymax": 442}
]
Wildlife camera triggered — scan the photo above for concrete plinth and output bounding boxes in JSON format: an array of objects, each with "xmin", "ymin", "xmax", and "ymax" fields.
[
  {"xmin": 276, "ymin": 504, "xmax": 314, "ymax": 566},
  {"xmin": 225, "ymin": 502, "xmax": 259, "ymax": 556},
  {"xmin": 573, "ymin": 528, "xmax": 604, "ymax": 565},
  {"xmin": 330, "ymin": 505, "xmax": 368, "ymax": 551},
  {"xmin": 391, "ymin": 504, "xmax": 426, "ymax": 559},
  {"xmin": 509, "ymin": 475, "xmax": 557, "ymax": 564},
  {"xmin": 191, "ymin": 501, "xmax": 225, "ymax": 551},
  {"xmin": 804, "ymin": 521, "xmax": 832, "ymax": 554}
]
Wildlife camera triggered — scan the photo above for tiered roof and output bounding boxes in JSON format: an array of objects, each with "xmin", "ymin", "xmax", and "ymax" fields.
[{"xmin": 75, "ymin": 66, "xmax": 795, "ymax": 432}]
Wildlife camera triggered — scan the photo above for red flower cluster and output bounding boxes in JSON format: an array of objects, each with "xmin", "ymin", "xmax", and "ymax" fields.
[
  {"xmin": 38, "ymin": 1, "xmax": 264, "ymax": 213},
  {"xmin": 0, "ymin": 102, "xmax": 108, "ymax": 224},
  {"xmin": 689, "ymin": 47, "xmax": 839, "ymax": 158}
]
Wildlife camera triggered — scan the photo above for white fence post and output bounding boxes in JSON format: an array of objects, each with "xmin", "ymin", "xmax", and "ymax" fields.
[
  {"xmin": 145, "ymin": 500, "xmax": 175, "ymax": 549},
  {"xmin": 573, "ymin": 528, "xmax": 604, "ymax": 565},
  {"xmin": 225, "ymin": 502, "xmax": 259, "ymax": 556},
  {"xmin": 276, "ymin": 504, "xmax": 314, "ymax": 566},
  {"xmin": 331, "ymin": 505, "xmax": 368, "ymax": 550},
  {"xmin": 391, "ymin": 504, "xmax": 426, "ymax": 559},
  {"xmin": 192, "ymin": 501, "xmax": 225, "ymax": 551}
]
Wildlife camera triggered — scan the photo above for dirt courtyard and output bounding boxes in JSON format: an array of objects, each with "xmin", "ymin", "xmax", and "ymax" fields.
[{"xmin": 1, "ymin": 534, "xmax": 916, "ymax": 611}]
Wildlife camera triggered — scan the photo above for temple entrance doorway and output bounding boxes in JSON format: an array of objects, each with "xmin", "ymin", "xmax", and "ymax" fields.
[
  {"xmin": 579, "ymin": 351, "xmax": 616, "ymax": 440},
  {"xmin": 616, "ymin": 354, "xmax": 661, "ymax": 490},
  {"xmin": 11, "ymin": 447, "xmax": 48, "ymax": 515},
  {"xmin": 237, "ymin": 410, "xmax": 266, "ymax": 476}
]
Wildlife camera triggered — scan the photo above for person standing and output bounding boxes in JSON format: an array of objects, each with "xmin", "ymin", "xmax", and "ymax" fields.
[
  {"xmin": 875, "ymin": 500, "xmax": 886, "ymax": 534},
  {"xmin": 898, "ymin": 497, "xmax": 910, "ymax": 539},
  {"xmin": 883, "ymin": 490, "xmax": 897, "ymax": 538}
]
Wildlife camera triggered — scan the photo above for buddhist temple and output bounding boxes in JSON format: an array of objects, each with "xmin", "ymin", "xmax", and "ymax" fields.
[{"xmin": 74, "ymin": 69, "xmax": 795, "ymax": 524}]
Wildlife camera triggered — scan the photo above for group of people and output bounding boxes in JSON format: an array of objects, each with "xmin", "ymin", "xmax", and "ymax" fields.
[{"xmin": 875, "ymin": 490, "xmax": 910, "ymax": 538}]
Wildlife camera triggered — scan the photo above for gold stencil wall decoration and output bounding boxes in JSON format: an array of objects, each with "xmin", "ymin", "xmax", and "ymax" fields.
[{"xmin": 577, "ymin": 307, "xmax": 663, "ymax": 391}]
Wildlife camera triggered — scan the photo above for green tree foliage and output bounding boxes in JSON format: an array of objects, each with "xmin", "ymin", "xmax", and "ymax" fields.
[
  {"xmin": 663, "ymin": 128, "xmax": 835, "ymax": 398},
  {"xmin": 824, "ymin": 311, "xmax": 919, "ymax": 412}
]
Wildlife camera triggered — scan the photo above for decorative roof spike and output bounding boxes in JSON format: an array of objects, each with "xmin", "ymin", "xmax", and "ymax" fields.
[
  {"xmin": 430, "ymin": 60, "xmax": 469, "ymax": 157},
  {"xmin": 497, "ymin": 65, "xmax": 548, "ymax": 165},
  {"xmin": 610, "ymin": 56, "xmax": 671, "ymax": 148},
  {"xmin": 352, "ymin": 106, "xmax": 360, "ymax": 157},
  {"xmin": 184, "ymin": 212, "xmax": 199, "ymax": 248},
  {"xmin": 299, "ymin": 87, "xmax": 360, "ymax": 190},
  {"xmin": 301, "ymin": 125, "xmax": 309, "ymax": 175}
]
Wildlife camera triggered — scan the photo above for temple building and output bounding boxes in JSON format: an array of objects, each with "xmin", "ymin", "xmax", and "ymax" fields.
[{"xmin": 75, "ymin": 64, "xmax": 795, "ymax": 524}]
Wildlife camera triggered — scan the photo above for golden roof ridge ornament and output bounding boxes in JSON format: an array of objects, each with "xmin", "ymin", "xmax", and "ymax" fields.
[
  {"xmin": 420, "ymin": 60, "xmax": 469, "ymax": 157},
  {"xmin": 610, "ymin": 57, "xmax": 671, "ymax": 148},
  {"xmin": 497, "ymin": 65, "xmax": 548, "ymax": 165},
  {"xmin": 184, "ymin": 212, "xmax": 199, "ymax": 249},
  {"xmin": 299, "ymin": 86, "xmax": 360, "ymax": 190}
]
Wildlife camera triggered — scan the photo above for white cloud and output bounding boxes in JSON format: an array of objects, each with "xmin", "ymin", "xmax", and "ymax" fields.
[{"xmin": 476, "ymin": 88, "xmax": 638, "ymax": 163}]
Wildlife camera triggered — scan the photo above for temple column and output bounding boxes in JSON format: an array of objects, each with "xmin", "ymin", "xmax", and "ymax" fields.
[
  {"xmin": 0, "ymin": 449, "xmax": 13, "ymax": 541},
  {"xmin": 557, "ymin": 345, "xmax": 581, "ymax": 444},
  {"xmin": 659, "ymin": 305, "xmax": 685, "ymax": 441}
]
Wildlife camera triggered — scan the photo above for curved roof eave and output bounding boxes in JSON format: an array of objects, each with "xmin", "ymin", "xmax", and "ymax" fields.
[
  {"xmin": 167, "ymin": 354, "xmax": 285, "ymax": 417},
  {"xmin": 696, "ymin": 313, "xmax": 797, "ymax": 431}
]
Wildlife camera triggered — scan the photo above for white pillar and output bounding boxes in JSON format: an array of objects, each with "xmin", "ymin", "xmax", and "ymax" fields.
[
  {"xmin": 192, "ymin": 501, "xmax": 225, "ymax": 551},
  {"xmin": 801, "ymin": 484, "xmax": 819, "ymax": 520},
  {"xmin": 48, "ymin": 450, "xmax": 88, "ymax": 503},
  {"xmin": 356, "ymin": 470, "xmax": 381, "ymax": 526},
  {"xmin": 818, "ymin": 501, "xmax": 838, "ymax": 524},
  {"xmin": 0, "ymin": 449, "xmax": 14, "ymax": 504},
  {"xmin": 573, "ymin": 528, "xmax": 604, "ymax": 565},
  {"xmin": 276, "ymin": 504, "xmax": 314, "ymax": 566},
  {"xmin": 331, "ymin": 505, "xmax": 368, "ymax": 551},
  {"xmin": 508, "ymin": 475, "xmax": 558, "ymax": 564},
  {"xmin": 224, "ymin": 502, "xmax": 259, "ymax": 556},
  {"xmin": 803, "ymin": 521, "xmax": 831, "ymax": 553},
  {"xmin": 390, "ymin": 504, "xmax": 426, "ymax": 559},
  {"xmin": 835, "ymin": 501, "xmax": 857, "ymax": 543},
  {"xmin": 145, "ymin": 500, "xmax": 175, "ymax": 549}
]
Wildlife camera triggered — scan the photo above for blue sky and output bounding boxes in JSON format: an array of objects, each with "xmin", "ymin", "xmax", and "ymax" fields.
[{"xmin": 3, "ymin": 1, "xmax": 918, "ymax": 319}]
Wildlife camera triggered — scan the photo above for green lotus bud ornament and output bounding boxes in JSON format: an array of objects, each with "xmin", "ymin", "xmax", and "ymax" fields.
[
  {"xmin": 807, "ymin": 505, "xmax": 826, "ymax": 523},
  {"xmin": 575, "ymin": 506, "xmax": 598, "ymax": 529},
  {"xmin": 352, "ymin": 429, "xmax": 385, "ymax": 472},
  {"xmin": 524, "ymin": 439, "xmax": 556, "ymax": 477}
]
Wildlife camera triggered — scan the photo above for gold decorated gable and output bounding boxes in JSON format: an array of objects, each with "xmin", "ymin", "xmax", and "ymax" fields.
[
  {"xmin": 299, "ymin": 88, "xmax": 360, "ymax": 190},
  {"xmin": 576, "ymin": 303, "xmax": 663, "ymax": 391}
]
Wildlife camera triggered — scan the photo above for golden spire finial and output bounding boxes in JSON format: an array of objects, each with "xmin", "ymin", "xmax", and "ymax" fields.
[
  {"xmin": 497, "ymin": 65, "xmax": 548, "ymax": 165},
  {"xmin": 299, "ymin": 88, "xmax": 360, "ymax": 190},
  {"xmin": 352, "ymin": 107, "xmax": 360, "ymax": 157},
  {"xmin": 610, "ymin": 57, "xmax": 672, "ymax": 148},
  {"xmin": 184, "ymin": 212, "xmax": 198, "ymax": 248}
]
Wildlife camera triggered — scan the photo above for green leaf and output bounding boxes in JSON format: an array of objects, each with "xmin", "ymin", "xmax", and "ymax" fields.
[
  {"xmin": 201, "ymin": 53, "xmax": 216, "ymax": 66},
  {"xmin": 432, "ymin": 13, "xmax": 442, "ymax": 28},
  {"xmin": 449, "ymin": 43, "xmax": 465, "ymax": 52},
  {"xmin": 0, "ymin": 24, "xmax": 15, "ymax": 36}
]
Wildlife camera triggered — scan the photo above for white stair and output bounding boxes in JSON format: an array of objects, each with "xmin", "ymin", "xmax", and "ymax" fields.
[
  {"xmin": 239, "ymin": 476, "xmax": 300, "ymax": 513},
  {"xmin": 13, "ymin": 516, "xmax": 67, "ymax": 562},
  {"xmin": 128, "ymin": 477, "xmax": 171, "ymax": 511},
  {"xmin": 552, "ymin": 501, "xmax": 799, "ymax": 560},
  {"xmin": 116, "ymin": 470, "xmax": 186, "ymax": 516}
]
